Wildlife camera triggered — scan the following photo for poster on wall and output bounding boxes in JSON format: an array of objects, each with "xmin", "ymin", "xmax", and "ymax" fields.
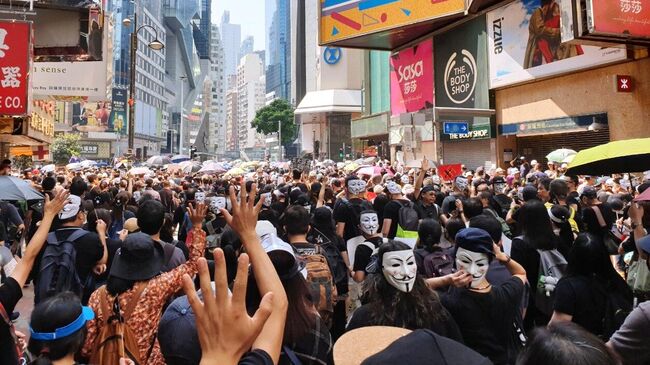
[
  {"xmin": 587, "ymin": 0, "xmax": 650, "ymax": 38},
  {"xmin": 109, "ymin": 88, "xmax": 127, "ymax": 135},
  {"xmin": 389, "ymin": 38, "xmax": 433, "ymax": 116},
  {"xmin": 72, "ymin": 101, "xmax": 111, "ymax": 132},
  {"xmin": 486, "ymin": 0, "xmax": 627, "ymax": 89},
  {"xmin": 434, "ymin": 16, "xmax": 488, "ymax": 109}
]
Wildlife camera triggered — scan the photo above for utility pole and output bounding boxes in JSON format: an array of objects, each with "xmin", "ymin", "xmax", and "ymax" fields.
[
  {"xmin": 127, "ymin": 10, "xmax": 137, "ymax": 154},
  {"xmin": 278, "ymin": 120, "xmax": 282, "ymax": 161}
]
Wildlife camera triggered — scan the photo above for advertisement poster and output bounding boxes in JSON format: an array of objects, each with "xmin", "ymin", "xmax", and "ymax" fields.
[
  {"xmin": 434, "ymin": 16, "xmax": 488, "ymax": 109},
  {"xmin": 486, "ymin": 0, "xmax": 627, "ymax": 88},
  {"xmin": 588, "ymin": 0, "xmax": 650, "ymax": 38},
  {"xmin": 72, "ymin": 101, "xmax": 111, "ymax": 132},
  {"xmin": 110, "ymin": 88, "xmax": 127, "ymax": 135},
  {"xmin": 0, "ymin": 21, "xmax": 31, "ymax": 116},
  {"xmin": 32, "ymin": 61, "xmax": 108, "ymax": 101},
  {"xmin": 389, "ymin": 38, "xmax": 433, "ymax": 116},
  {"xmin": 320, "ymin": 0, "xmax": 465, "ymax": 45}
]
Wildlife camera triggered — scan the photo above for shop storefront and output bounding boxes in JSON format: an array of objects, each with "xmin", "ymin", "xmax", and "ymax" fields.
[
  {"xmin": 351, "ymin": 113, "xmax": 389, "ymax": 160},
  {"xmin": 434, "ymin": 15, "xmax": 496, "ymax": 168},
  {"xmin": 79, "ymin": 140, "xmax": 112, "ymax": 161}
]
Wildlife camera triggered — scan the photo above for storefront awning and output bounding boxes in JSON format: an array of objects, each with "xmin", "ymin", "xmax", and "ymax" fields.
[{"xmin": 294, "ymin": 89, "xmax": 362, "ymax": 115}]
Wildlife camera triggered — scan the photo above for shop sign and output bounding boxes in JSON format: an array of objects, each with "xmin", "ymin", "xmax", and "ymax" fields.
[
  {"xmin": 81, "ymin": 144, "xmax": 99, "ymax": 155},
  {"xmin": 0, "ymin": 21, "xmax": 31, "ymax": 116},
  {"xmin": 390, "ymin": 38, "xmax": 433, "ymax": 116},
  {"xmin": 486, "ymin": 0, "xmax": 627, "ymax": 89},
  {"xmin": 435, "ymin": 16, "xmax": 489, "ymax": 109},
  {"xmin": 500, "ymin": 113, "xmax": 608, "ymax": 136},
  {"xmin": 32, "ymin": 61, "xmax": 108, "ymax": 101},
  {"xmin": 587, "ymin": 0, "xmax": 650, "ymax": 38},
  {"xmin": 441, "ymin": 123, "xmax": 491, "ymax": 141},
  {"xmin": 320, "ymin": 0, "xmax": 465, "ymax": 46}
]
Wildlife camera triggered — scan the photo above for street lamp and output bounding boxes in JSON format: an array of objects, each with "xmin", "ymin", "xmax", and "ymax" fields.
[{"xmin": 124, "ymin": 4, "xmax": 164, "ymax": 156}]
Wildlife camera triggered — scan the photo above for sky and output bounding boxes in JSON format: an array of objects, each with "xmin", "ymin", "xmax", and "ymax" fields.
[{"xmin": 211, "ymin": 0, "xmax": 267, "ymax": 51}]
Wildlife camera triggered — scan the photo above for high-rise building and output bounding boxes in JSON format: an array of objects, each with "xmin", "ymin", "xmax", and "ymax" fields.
[
  {"xmin": 240, "ymin": 36, "xmax": 254, "ymax": 60},
  {"xmin": 236, "ymin": 53, "xmax": 266, "ymax": 151},
  {"xmin": 266, "ymin": 0, "xmax": 291, "ymax": 101},
  {"xmin": 209, "ymin": 24, "xmax": 226, "ymax": 156},
  {"xmin": 220, "ymin": 11, "xmax": 241, "ymax": 88},
  {"xmin": 225, "ymin": 74, "xmax": 239, "ymax": 153},
  {"xmin": 194, "ymin": 0, "xmax": 212, "ymax": 59}
]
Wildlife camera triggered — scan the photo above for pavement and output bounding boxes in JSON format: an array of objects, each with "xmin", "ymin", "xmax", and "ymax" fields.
[{"xmin": 14, "ymin": 283, "xmax": 34, "ymax": 337}]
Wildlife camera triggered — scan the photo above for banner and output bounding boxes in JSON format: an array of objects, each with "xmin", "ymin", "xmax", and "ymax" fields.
[
  {"xmin": 32, "ymin": 61, "xmax": 108, "ymax": 101},
  {"xmin": 486, "ymin": 0, "xmax": 627, "ymax": 89},
  {"xmin": 72, "ymin": 101, "xmax": 111, "ymax": 133},
  {"xmin": 587, "ymin": 0, "xmax": 650, "ymax": 38},
  {"xmin": 435, "ymin": 16, "xmax": 488, "ymax": 109},
  {"xmin": 0, "ymin": 21, "xmax": 31, "ymax": 116},
  {"xmin": 110, "ymin": 88, "xmax": 127, "ymax": 135},
  {"xmin": 438, "ymin": 163, "xmax": 463, "ymax": 181},
  {"xmin": 320, "ymin": 0, "xmax": 465, "ymax": 45},
  {"xmin": 390, "ymin": 38, "xmax": 433, "ymax": 116}
]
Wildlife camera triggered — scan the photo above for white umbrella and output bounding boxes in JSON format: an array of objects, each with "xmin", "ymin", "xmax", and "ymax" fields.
[
  {"xmin": 128, "ymin": 167, "xmax": 152, "ymax": 175},
  {"xmin": 66, "ymin": 162, "xmax": 82, "ymax": 170},
  {"xmin": 41, "ymin": 164, "xmax": 55, "ymax": 173},
  {"xmin": 146, "ymin": 155, "xmax": 172, "ymax": 166},
  {"xmin": 80, "ymin": 160, "xmax": 98, "ymax": 168},
  {"xmin": 199, "ymin": 162, "xmax": 226, "ymax": 174}
]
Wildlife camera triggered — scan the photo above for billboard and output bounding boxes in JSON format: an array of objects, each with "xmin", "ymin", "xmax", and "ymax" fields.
[
  {"xmin": 0, "ymin": 21, "xmax": 31, "ymax": 116},
  {"xmin": 486, "ymin": 0, "xmax": 627, "ymax": 89},
  {"xmin": 320, "ymin": 0, "xmax": 465, "ymax": 45},
  {"xmin": 389, "ymin": 38, "xmax": 433, "ymax": 116},
  {"xmin": 587, "ymin": 0, "xmax": 650, "ymax": 38},
  {"xmin": 109, "ymin": 88, "xmax": 127, "ymax": 135},
  {"xmin": 434, "ymin": 16, "xmax": 489, "ymax": 109},
  {"xmin": 72, "ymin": 100, "xmax": 111, "ymax": 132},
  {"xmin": 32, "ymin": 61, "xmax": 108, "ymax": 101}
]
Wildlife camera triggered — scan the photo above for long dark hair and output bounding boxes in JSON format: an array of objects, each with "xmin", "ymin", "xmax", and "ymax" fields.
[
  {"xmin": 567, "ymin": 233, "xmax": 621, "ymax": 281},
  {"xmin": 28, "ymin": 292, "xmax": 87, "ymax": 365},
  {"xmin": 363, "ymin": 240, "xmax": 450, "ymax": 330},
  {"xmin": 520, "ymin": 200, "xmax": 557, "ymax": 250},
  {"xmin": 418, "ymin": 218, "xmax": 442, "ymax": 252}
]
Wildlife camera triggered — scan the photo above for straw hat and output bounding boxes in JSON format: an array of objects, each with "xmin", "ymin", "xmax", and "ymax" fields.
[{"xmin": 333, "ymin": 326, "xmax": 411, "ymax": 365}]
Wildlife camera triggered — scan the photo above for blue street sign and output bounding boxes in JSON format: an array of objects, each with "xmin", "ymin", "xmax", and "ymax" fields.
[
  {"xmin": 323, "ymin": 47, "xmax": 342, "ymax": 65},
  {"xmin": 443, "ymin": 121, "xmax": 469, "ymax": 134}
]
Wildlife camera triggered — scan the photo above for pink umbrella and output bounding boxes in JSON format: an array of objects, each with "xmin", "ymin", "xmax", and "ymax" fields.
[
  {"xmin": 634, "ymin": 188, "xmax": 650, "ymax": 202},
  {"xmin": 355, "ymin": 165, "xmax": 394, "ymax": 176}
]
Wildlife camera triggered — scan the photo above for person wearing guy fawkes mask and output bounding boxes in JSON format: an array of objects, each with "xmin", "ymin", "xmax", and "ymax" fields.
[
  {"xmin": 333, "ymin": 176, "xmax": 373, "ymax": 242},
  {"xmin": 347, "ymin": 210, "xmax": 385, "ymax": 283},
  {"xmin": 203, "ymin": 195, "xmax": 228, "ymax": 252}
]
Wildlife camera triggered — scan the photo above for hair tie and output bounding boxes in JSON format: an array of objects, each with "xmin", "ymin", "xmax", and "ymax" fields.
[{"xmin": 40, "ymin": 347, "xmax": 50, "ymax": 356}]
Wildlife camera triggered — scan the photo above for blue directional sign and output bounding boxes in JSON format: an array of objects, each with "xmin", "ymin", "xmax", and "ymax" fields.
[
  {"xmin": 443, "ymin": 121, "xmax": 469, "ymax": 134},
  {"xmin": 323, "ymin": 47, "xmax": 342, "ymax": 65}
]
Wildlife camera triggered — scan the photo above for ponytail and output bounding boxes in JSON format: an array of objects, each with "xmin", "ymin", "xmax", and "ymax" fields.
[{"xmin": 29, "ymin": 348, "xmax": 53, "ymax": 365}]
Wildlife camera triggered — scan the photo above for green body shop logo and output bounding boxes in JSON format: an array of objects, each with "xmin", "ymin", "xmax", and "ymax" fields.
[{"xmin": 444, "ymin": 49, "xmax": 477, "ymax": 105}]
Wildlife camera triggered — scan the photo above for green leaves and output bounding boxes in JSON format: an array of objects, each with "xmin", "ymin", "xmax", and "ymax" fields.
[
  {"xmin": 251, "ymin": 99, "xmax": 297, "ymax": 146},
  {"xmin": 52, "ymin": 134, "xmax": 81, "ymax": 165}
]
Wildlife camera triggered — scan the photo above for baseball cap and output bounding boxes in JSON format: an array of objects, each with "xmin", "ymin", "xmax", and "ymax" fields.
[
  {"xmin": 638, "ymin": 234, "xmax": 650, "ymax": 254},
  {"xmin": 455, "ymin": 227, "xmax": 495, "ymax": 257},
  {"xmin": 580, "ymin": 186, "xmax": 598, "ymax": 199},
  {"xmin": 522, "ymin": 185, "xmax": 539, "ymax": 202},
  {"xmin": 159, "ymin": 295, "xmax": 201, "ymax": 365},
  {"xmin": 59, "ymin": 195, "xmax": 82, "ymax": 220}
]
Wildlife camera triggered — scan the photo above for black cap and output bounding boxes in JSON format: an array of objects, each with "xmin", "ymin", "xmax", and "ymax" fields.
[
  {"xmin": 522, "ymin": 185, "xmax": 539, "ymax": 201},
  {"xmin": 580, "ymin": 186, "xmax": 598, "ymax": 199},
  {"xmin": 455, "ymin": 228, "xmax": 495, "ymax": 256},
  {"xmin": 109, "ymin": 232, "xmax": 164, "ymax": 281}
]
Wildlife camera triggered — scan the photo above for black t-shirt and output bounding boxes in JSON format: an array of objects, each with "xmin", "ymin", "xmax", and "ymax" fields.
[
  {"xmin": 441, "ymin": 276, "xmax": 525, "ymax": 365},
  {"xmin": 239, "ymin": 349, "xmax": 274, "ymax": 365},
  {"xmin": 414, "ymin": 200, "xmax": 440, "ymax": 220},
  {"xmin": 383, "ymin": 199, "xmax": 411, "ymax": 239},
  {"xmin": 553, "ymin": 275, "xmax": 607, "ymax": 337},
  {"xmin": 346, "ymin": 303, "xmax": 464, "ymax": 343},
  {"xmin": 96, "ymin": 237, "xmax": 122, "ymax": 283},
  {"xmin": 333, "ymin": 198, "xmax": 373, "ymax": 241},
  {"xmin": 352, "ymin": 236, "xmax": 383, "ymax": 272},
  {"xmin": 0, "ymin": 277, "xmax": 22, "ymax": 365},
  {"xmin": 582, "ymin": 203, "xmax": 616, "ymax": 237}
]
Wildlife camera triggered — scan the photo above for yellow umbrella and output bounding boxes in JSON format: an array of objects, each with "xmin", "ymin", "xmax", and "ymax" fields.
[
  {"xmin": 567, "ymin": 138, "xmax": 650, "ymax": 175},
  {"xmin": 343, "ymin": 162, "xmax": 359, "ymax": 172}
]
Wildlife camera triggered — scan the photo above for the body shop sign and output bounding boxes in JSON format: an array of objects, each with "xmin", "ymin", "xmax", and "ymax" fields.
[
  {"xmin": 435, "ymin": 16, "xmax": 488, "ymax": 109},
  {"xmin": 390, "ymin": 39, "xmax": 433, "ymax": 116},
  {"xmin": 587, "ymin": 0, "xmax": 650, "ymax": 38},
  {"xmin": 0, "ymin": 21, "xmax": 31, "ymax": 116}
]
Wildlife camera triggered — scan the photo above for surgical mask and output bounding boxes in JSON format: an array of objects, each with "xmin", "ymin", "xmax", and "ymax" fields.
[
  {"xmin": 455, "ymin": 248, "xmax": 490, "ymax": 289},
  {"xmin": 359, "ymin": 212, "xmax": 379, "ymax": 235},
  {"xmin": 382, "ymin": 249, "xmax": 417, "ymax": 293},
  {"xmin": 347, "ymin": 179, "xmax": 366, "ymax": 195}
]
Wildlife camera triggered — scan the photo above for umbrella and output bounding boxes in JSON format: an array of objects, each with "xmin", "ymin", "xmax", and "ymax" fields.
[
  {"xmin": 66, "ymin": 162, "xmax": 82, "ymax": 170},
  {"xmin": 171, "ymin": 154, "xmax": 191, "ymax": 163},
  {"xmin": 567, "ymin": 138, "xmax": 650, "ymax": 175},
  {"xmin": 225, "ymin": 167, "xmax": 245, "ymax": 177},
  {"xmin": 199, "ymin": 162, "xmax": 226, "ymax": 174},
  {"xmin": 128, "ymin": 167, "xmax": 152, "ymax": 175},
  {"xmin": 634, "ymin": 187, "xmax": 650, "ymax": 202},
  {"xmin": 546, "ymin": 148, "xmax": 577, "ymax": 163},
  {"xmin": 80, "ymin": 160, "xmax": 98, "ymax": 168},
  {"xmin": 41, "ymin": 164, "xmax": 55, "ymax": 173},
  {"xmin": 182, "ymin": 162, "xmax": 202, "ymax": 174},
  {"xmin": 355, "ymin": 165, "xmax": 394, "ymax": 176},
  {"xmin": 146, "ymin": 155, "xmax": 172, "ymax": 166},
  {"xmin": 343, "ymin": 162, "xmax": 359, "ymax": 172},
  {"xmin": 0, "ymin": 176, "xmax": 44, "ymax": 201}
]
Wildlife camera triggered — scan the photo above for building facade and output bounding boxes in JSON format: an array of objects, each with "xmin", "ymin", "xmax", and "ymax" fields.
[
  {"xmin": 209, "ymin": 25, "xmax": 227, "ymax": 156},
  {"xmin": 236, "ymin": 53, "xmax": 266, "ymax": 152},
  {"xmin": 266, "ymin": 0, "xmax": 291, "ymax": 101},
  {"xmin": 220, "ymin": 11, "xmax": 241, "ymax": 90},
  {"xmin": 240, "ymin": 36, "xmax": 254, "ymax": 60}
]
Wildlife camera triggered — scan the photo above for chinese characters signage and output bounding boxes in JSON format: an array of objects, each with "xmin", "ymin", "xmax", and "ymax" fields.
[
  {"xmin": 486, "ymin": 0, "xmax": 627, "ymax": 88},
  {"xmin": 81, "ymin": 145, "xmax": 99, "ymax": 155},
  {"xmin": 389, "ymin": 38, "xmax": 433, "ymax": 116},
  {"xmin": 587, "ymin": 0, "xmax": 650, "ymax": 38},
  {"xmin": 110, "ymin": 88, "xmax": 127, "ymax": 135},
  {"xmin": 0, "ymin": 21, "xmax": 31, "ymax": 116}
]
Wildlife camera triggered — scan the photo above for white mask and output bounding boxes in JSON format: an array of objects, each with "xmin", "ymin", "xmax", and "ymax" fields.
[
  {"xmin": 359, "ymin": 212, "xmax": 379, "ymax": 236},
  {"xmin": 347, "ymin": 179, "xmax": 366, "ymax": 195},
  {"xmin": 261, "ymin": 192, "xmax": 272, "ymax": 207},
  {"xmin": 382, "ymin": 249, "xmax": 417, "ymax": 293},
  {"xmin": 211, "ymin": 197, "xmax": 226, "ymax": 214},
  {"xmin": 455, "ymin": 247, "xmax": 490, "ymax": 288},
  {"xmin": 132, "ymin": 191, "xmax": 141, "ymax": 202}
]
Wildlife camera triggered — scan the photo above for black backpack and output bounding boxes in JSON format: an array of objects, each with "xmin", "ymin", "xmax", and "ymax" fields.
[
  {"xmin": 310, "ymin": 228, "xmax": 348, "ymax": 287},
  {"xmin": 422, "ymin": 249, "xmax": 455, "ymax": 279},
  {"xmin": 396, "ymin": 200, "xmax": 419, "ymax": 237},
  {"xmin": 35, "ymin": 229, "xmax": 88, "ymax": 304}
]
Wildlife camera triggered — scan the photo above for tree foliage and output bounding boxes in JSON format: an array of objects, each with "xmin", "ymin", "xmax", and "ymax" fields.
[
  {"xmin": 52, "ymin": 134, "xmax": 81, "ymax": 165},
  {"xmin": 251, "ymin": 99, "xmax": 297, "ymax": 146},
  {"xmin": 13, "ymin": 155, "xmax": 33, "ymax": 171}
]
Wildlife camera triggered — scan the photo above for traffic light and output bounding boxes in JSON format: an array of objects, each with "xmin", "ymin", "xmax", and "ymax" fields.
[
  {"xmin": 338, "ymin": 147, "xmax": 343, "ymax": 159},
  {"xmin": 190, "ymin": 146, "xmax": 197, "ymax": 159}
]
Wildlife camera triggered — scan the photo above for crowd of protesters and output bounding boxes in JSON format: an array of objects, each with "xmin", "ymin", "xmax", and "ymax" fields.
[{"xmin": 0, "ymin": 155, "xmax": 649, "ymax": 365}]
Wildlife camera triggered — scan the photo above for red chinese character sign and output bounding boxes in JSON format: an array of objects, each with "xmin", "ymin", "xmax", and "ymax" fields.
[
  {"xmin": 589, "ymin": 0, "xmax": 650, "ymax": 38},
  {"xmin": 0, "ymin": 21, "xmax": 31, "ymax": 116},
  {"xmin": 390, "ymin": 38, "xmax": 433, "ymax": 116}
]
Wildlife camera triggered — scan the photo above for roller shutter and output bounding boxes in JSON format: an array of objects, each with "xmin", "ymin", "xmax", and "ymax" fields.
[
  {"xmin": 442, "ymin": 139, "xmax": 493, "ymax": 169},
  {"xmin": 517, "ymin": 129, "xmax": 610, "ymax": 164}
]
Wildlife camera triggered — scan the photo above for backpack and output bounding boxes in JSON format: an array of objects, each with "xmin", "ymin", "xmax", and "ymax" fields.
[
  {"xmin": 35, "ymin": 229, "xmax": 89, "ymax": 304},
  {"xmin": 90, "ymin": 283, "xmax": 147, "ymax": 365},
  {"xmin": 535, "ymin": 248, "xmax": 568, "ymax": 316},
  {"xmin": 205, "ymin": 220, "xmax": 223, "ymax": 249},
  {"xmin": 299, "ymin": 247, "xmax": 337, "ymax": 325},
  {"xmin": 422, "ymin": 249, "xmax": 455, "ymax": 279},
  {"xmin": 310, "ymin": 228, "xmax": 347, "ymax": 287},
  {"xmin": 395, "ymin": 200, "xmax": 419, "ymax": 241},
  {"xmin": 484, "ymin": 208, "xmax": 513, "ymax": 239}
]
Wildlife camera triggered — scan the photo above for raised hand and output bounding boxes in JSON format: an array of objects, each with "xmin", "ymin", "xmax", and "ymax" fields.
[
  {"xmin": 182, "ymin": 252, "xmax": 274, "ymax": 365},
  {"xmin": 43, "ymin": 189, "xmax": 70, "ymax": 218},
  {"xmin": 188, "ymin": 202, "xmax": 208, "ymax": 227},
  {"xmin": 221, "ymin": 181, "xmax": 264, "ymax": 243}
]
